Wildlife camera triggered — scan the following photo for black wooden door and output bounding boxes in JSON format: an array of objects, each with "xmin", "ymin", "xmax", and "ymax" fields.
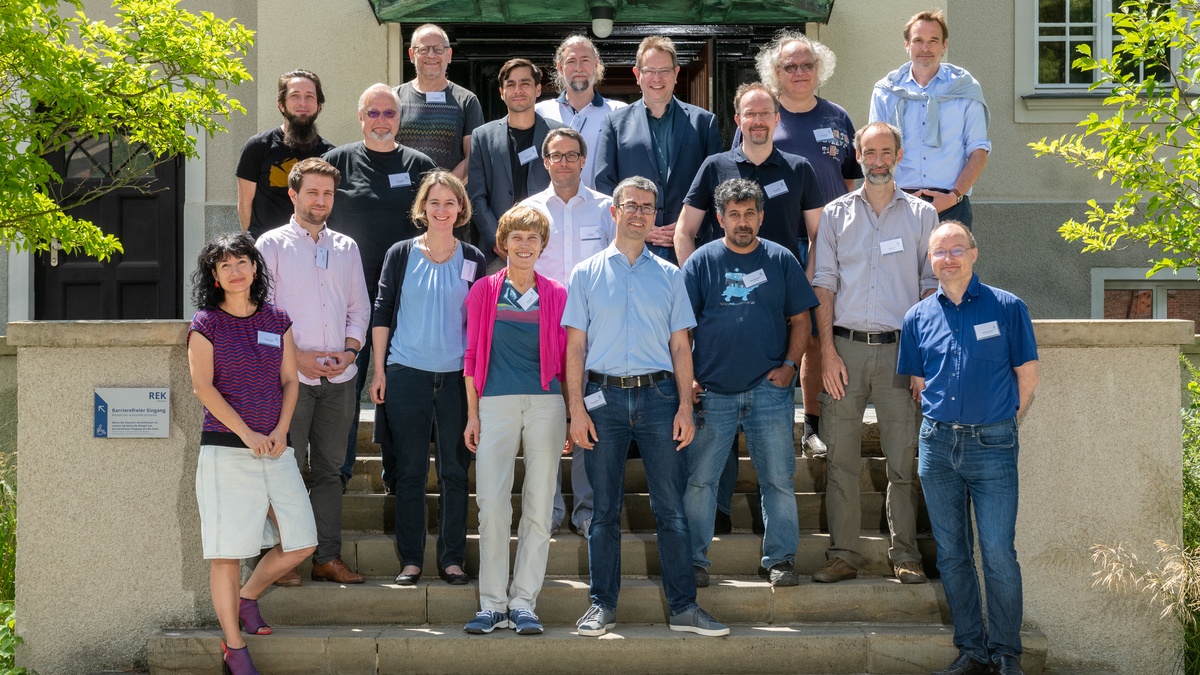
[{"xmin": 36, "ymin": 135, "xmax": 183, "ymax": 320}]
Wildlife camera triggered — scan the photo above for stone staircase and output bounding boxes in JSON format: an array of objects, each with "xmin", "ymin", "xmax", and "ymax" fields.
[{"xmin": 145, "ymin": 405, "xmax": 1048, "ymax": 674}]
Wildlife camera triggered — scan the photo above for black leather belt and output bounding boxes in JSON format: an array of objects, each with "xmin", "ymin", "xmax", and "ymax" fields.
[
  {"xmin": 902, "ymin": 187, "xmax": 949, "ymax": 194},
  {"xmin": 588, "ymin": 371, "xmax": 672, "ymax": 388},
  {"xmin": 833, "ymin": 326, "xmax": 899, "ymax": 345}
]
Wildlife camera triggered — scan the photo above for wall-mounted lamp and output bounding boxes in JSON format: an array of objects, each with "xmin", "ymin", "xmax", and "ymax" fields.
[{"xmin": 591, "ymin": 5, "xmax": 614, "ymax": 39}]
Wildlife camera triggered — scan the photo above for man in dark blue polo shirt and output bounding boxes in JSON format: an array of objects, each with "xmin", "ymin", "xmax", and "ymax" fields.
[
  {"xmin": 897, "ymin": 221, "xmax": 1039, "ymax": 675},
  {"xmin": 681, "ymin": 178, "xmax": 818, "ymax": 589}
]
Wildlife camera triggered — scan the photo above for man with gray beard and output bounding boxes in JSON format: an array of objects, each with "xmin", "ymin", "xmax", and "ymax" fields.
[
  {"xmin": 810, "ymin": 121, "xmax": 937, "ymax": 586},
  {"xmin": 322, "ymin": 83, "xmax": 437, "ymax": 489},
  {"xmin": 238, "ymin": 70, "xmax": 337, "ymax": 241}
]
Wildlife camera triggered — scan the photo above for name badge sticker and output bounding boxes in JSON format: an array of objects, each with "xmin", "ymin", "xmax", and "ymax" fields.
[
  {"xmin": 584, "ymin": 390, "xmax": 606, "ymax": 410},
  {"xmin": 880, "ymin": 238, "xmax": 904, "ymax": 255},
  {"xmin": 974, "ymin": 321, "xmax": 1001, "ymax": 340},
  {"xmin": 425, "ymin": 91, "xmax": 447, "ymax": 103},
  {"xmin": 518, "ymin": 146, "xmax": 539, "ymax": 165},
  {"xmin": 460, "ymin": 259, "xmax": 478, "ymax": 281},
  {"xmin": 813, "ymin": 127, "xmax": 835, "ymax": 141},
  {"xmin": 389, "ymin": 172, "xmax": 411, "ymax": 188},
  {"xmin": 257, "ymin": 331, "xmax": 282, "ymax": 348},
  {"xmin": 517, "ymin": 288, "xmax": 539, "ymax": 310},
  {"xmin": 315, "ymin": 247, "xmax": 329, "ymax": 269},
  {"xmin": 763, "ymin": 179, "xmax": 789, "ymax": 199},
  {"xmin": 579, "ymin": 226, "xmax": 602, "ymax": 241},
  {"xmin": 742, "ymin": 269, "xmax": 768, "ymax": 288}
]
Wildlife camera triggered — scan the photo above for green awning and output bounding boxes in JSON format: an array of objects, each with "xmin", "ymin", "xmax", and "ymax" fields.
[{"xmin": 367, "ymin": 0, "xmax": 834, "ymax": 25}]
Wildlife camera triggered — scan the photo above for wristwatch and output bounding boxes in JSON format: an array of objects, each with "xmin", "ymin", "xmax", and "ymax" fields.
[
  {"xmin": 782, "ymin": 359, "xmax": 798, "ymax": 373},
  {"xmin": 344, "ymin": 347, "xmax": 360, "ymax": 356},
  {"xmin": 950, "ymin": 188, "xmax": 964, "ymax": 203}
]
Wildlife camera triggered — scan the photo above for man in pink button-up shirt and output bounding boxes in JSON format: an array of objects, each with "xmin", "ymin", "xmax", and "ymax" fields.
[{"xmin": 257, "ymin": 157, "xmax": 371, "ymax": 586}]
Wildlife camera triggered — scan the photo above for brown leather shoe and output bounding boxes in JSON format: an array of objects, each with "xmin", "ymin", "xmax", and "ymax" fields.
[
  {"xmin": 894, "ymin": 560, "xmax": 928, "ymax": 584},
  {"xmin": 811, "ymin": 557, "xmax": 858, "ymax": 583},
  {"xmin": 311, "ymin": 557, "xmax": 365, "ymax": 584},
  {"xmin": 273, "ymin": 567, "xmax": 302, "ymax": 587}
]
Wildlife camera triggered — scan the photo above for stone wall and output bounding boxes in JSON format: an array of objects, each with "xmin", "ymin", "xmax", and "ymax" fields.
[{"xmin": 9, "ymin": 322, "xmax": 207, "ymax": 673}]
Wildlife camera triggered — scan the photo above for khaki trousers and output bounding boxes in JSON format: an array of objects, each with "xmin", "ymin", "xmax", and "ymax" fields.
[{"xmin": 818, "ymin": 336, "xmax": 920, "ymax": 567}]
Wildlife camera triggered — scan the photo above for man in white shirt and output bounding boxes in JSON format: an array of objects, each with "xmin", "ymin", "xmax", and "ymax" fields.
[
  {"xmin": 520, "ymin": 127, "xmax": 614, "ymax": 535},
  {"xmin": 535, "ymin": 35, "xmax": 626, "ymax": 190}
]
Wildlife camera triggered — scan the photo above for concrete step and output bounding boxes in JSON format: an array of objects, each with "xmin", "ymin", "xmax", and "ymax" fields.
[
  {"xmin": 146, "ymin": 625, "xmax": 1048, "ymax": 675},
  {"xmin": 296, "ymin": 532, "xmax": 938, "ymax": 579},
  {"xmin": 345, "ymin": 454, "xmax": 914, "ymax": 496},
  {"xmin": 256, "ymin": 577, "xmax": 949, "ymax": 627},
  {"xmin": 352, "ymin": 406, "xmax": 886, "ymax": 459},
  {"xmin": 340, "ymin": 492, "xmax": 931, "ymax": 534}
]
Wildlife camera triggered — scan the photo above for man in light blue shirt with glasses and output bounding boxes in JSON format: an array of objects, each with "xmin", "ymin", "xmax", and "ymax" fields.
[
  {"xmin": 562, "ymin": 175, "xmax": 727, "ymax": 639},
  {"xmin": 869, "ymin": 10, "xmax": 990, "ymax": 229}
]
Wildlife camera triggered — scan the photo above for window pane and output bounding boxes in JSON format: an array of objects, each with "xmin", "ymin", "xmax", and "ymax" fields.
[
  {"xmin": 1041, "ymin": 0, "xmax": 1066, "ymax": 23},
  {"xmin": 65, "ymin": 136, "xmax": 110, "ymax": 180},
  {"xmin": 1167, "ymin": 289, "xmax": 1200, "ymax": 334},
  {"xmin": 1040, "ymin": 25, "xmax": 1066, "ymax": 36},
  {"xmin": 1069, "ymin": 41, "xmax": 1095, "ymax": 82},
  {"xmin": 1104, "ymin": 289, "xmax": 1154, "ymax": 319},
  {"xmin": 1069, "ymin": 26, "xmax": 1094, "ymax": 35},
  {"xmin": 1040, "ymin": 41, "xmax": 1067, "ymax": 84},
  {"xmin": 1070, "ymin": 0, "xmax": 1095, "ymax": 23}
]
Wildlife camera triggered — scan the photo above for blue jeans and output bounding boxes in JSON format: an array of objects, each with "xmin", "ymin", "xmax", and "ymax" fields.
[
  {"xmin": 384, "ymin": 364, "xmax": 471, "ymax": 571},
  {"xmin": 685, "ymin": 378, "xmax": 798, "ymax": 570},
  {"xmin": 584, "ymin": 377, "xmax": 697, "ymax": 616},
  {"xmin": 918, "ymin": 417, "xmax": 1023, "ymax": 662}
]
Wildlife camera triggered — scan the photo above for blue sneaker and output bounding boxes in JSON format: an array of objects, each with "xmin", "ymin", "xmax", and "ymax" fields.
[
  {"xmin": 668, "ymin": 605, "xmax": 729, "ymax": 637},
  {"xmin": 464, "ymin": 610, "xmax": 508, "ymax": 634},
  {"xmin": 509, "ymin": 608, "xmax": 544, "ymax": 635},
  {"xmin": 575, "ymin": 604, "xmax": 616, "ymax": 636}
]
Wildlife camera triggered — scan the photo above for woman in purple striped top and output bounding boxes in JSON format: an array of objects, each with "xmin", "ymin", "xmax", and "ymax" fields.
[{"xmin": 187, "ymin": 233, "xmax": 318, "ymax": 675}]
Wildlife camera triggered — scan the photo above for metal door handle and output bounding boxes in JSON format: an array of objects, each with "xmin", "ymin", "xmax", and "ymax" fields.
[{"xmin": 50, "ymin": 238, "xmax": 63, "ymax": 267}]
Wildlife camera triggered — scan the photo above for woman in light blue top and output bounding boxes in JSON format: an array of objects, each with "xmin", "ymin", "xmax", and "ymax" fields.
[{"xmin": 370, "ymin": 170, "xmax": 486, "ymax": 586}]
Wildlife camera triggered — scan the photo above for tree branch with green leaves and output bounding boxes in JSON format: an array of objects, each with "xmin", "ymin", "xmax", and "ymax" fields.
[
  {"xmin": 1030, "ymin": 0, "xmax": 1200, "ymax": 276},
  {"xmin": 0, "ymin": 0, "xmax": 253, "ymax": 260}
]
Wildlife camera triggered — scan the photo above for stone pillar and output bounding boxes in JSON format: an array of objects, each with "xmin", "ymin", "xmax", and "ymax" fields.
[
  {"xmin": 9, "ymin": 321, "xmax": 207, "ymax": 674},
  {"xmin": 1021, "ymin": 320, "xmax": 1191, "ymax": 672}
]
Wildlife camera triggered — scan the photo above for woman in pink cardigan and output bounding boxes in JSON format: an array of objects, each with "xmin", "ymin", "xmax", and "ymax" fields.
[{"xmin": 461, "ymin": 205, "xmax": 569, "ymax": 636}]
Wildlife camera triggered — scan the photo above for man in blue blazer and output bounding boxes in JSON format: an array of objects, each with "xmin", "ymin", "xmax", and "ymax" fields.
[
  {"xmin": 594, "ymin": 36, "xmax": 722, "ymax": 265},
  {"xmin": 468, "ymin": 58, "xmax": 564, "ymax": 269}
]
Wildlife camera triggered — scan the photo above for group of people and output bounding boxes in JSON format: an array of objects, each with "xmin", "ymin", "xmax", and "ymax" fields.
[{"xmin": 188, "ymin": 11, "xmax": 1039, "ymax": 675}]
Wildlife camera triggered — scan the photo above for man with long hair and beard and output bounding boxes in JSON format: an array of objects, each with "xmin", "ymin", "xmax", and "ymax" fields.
[{"xmin": 237, "ymin": 70, "xmax": 337, "ymax": 242}]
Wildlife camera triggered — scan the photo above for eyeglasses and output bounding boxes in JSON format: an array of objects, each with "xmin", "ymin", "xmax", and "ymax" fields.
[
  {"xmin": 365, "ymin": 109, "xmax": 398, "ymax": 119},
  {"xmin": 779, "ymin": 61, "xmax": 817, "ymax": 75},
  {"xmin": 638, "ymin": 67, "xmax": 675, "ymax": 78},
  {"xmin": 547, "ymin": 151, "xmax": 582, "ymax": 164},
  {"xmin": 413, "ymin": 44, "xmax": 448, "ymax": 56},
  {"xmin": 931, "ymin": 247, "xmax": 972, "ymax": 260},
  {"xmin": 619, "ymin": 202, "xmax": 657, "ymax": 216}
]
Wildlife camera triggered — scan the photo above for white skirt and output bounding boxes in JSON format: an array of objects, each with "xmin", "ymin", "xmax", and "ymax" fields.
[{"xmin": 195, "ymin": 444, "xmax": 318, "ymax": 559}]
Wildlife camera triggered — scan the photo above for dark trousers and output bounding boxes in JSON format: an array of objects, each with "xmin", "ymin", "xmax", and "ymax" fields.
[{"xmin": 383, "ymin": 363, "xmax": 471, "ymax": 570}]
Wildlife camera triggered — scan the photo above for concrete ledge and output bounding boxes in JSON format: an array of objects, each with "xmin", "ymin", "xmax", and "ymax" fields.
[
  {"xmin": 1033, "ymin": 319, "xmax": 1194, "ymax": 346},
  {"xmin": 0, "ymin": 335, "xmax": 16, "ymax": 356},
  {"xmin": 145, "ymin": 625, "xmax": 1049, "ymax": 675},
  {"xmin": 6, "ymin": 320, "xmax": 189, "ymax": 347}
]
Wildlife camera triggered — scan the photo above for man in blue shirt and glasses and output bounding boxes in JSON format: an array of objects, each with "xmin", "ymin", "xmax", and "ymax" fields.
[
  {"xmin": 563, "ymin": 175, "xmax": 727, "ymax": 639},
  {"xmin": 898, "ymin": 221, "xmax": 1039, "ymax": 675}
]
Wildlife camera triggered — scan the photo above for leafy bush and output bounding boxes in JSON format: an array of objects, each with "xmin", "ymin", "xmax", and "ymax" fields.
[
  {"xmin": 0, "ymin": 458, "xmax": 12, "ymax": 604},
  {"xmin": 0, "ymin": 602, "xmax": 25, "ymax": 674},
  {"xmin": 1185, "ymin": 359, "xmax": 1200, "ymax": 550}
]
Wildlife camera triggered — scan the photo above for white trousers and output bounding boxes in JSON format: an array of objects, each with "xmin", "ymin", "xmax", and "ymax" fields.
[{"xmin": 475, "ymin": 394, "xmax": 566, "ymax": 612}]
